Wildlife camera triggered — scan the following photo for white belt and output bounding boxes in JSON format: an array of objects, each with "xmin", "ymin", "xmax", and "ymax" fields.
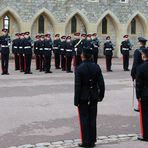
[
  {"xmin": 105, "ymin": 48, "xmax": 112, "ymax": 51},
  {"xmin": 1, "ymin": 45, "xmax": 9, "ymax": 47},
  {"xmin": 66, "ymin": 49, "xmax": 72, "ymax": 52},
  {"xmin": 24, "ymin": 46, "xmax": 31, "ymax": 49},
  {"xmin": 75, "ymin": 48, "xmax": 77, "ymax": 51},
  {"xmin": 53, "ymin": 47, "xmax": 58, "ymax": 49},
  {"xmin": 39, "ymin": 48, "xmax": 43, "ymax": 50},
  {"xmin": 44, "ymin": 48, "xmax": 51, "ymax": 51},
  {"xmin": 19, "ymin": 47, "xmax": 23, "ymax": 49},
  {"xmin": 14, "ymin": 46, "xmax": 18, "ymax": 48},
  {"xmin": 60, "ymin": 48, "xmax": 64, "ymax": 51},
  {"xmin": 122, "ymin": 48, "xmax": 129, "ymax": 51}
]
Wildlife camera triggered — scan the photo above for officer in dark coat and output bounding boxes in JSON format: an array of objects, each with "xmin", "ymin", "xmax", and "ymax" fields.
[
  {"xmin": 18, "ymin": 33, "xmax": 25, "ymax": 72},
  {"xmin": 53, "ymin": 34, "xmax": 61, "ymax": 69},
  {"xmin": 12, "ymin": 33, "xmax": 20, "ymax": 71},
  {"xmin": 65, "ymin": 36, "xmax": 73, "ymax": 73},
  {"xmin": 44, "ymin": 34, "xmax": 53, "ymax": 73},
  {"xmin": 0, "ymin": 29, "xmax": 11, "ymax": 75},
  {"xmin": 60, "ymin": 35, "xmax": 66, "ymax": 71},
  {"xmin": 120, "ymin": 35, "xmax": 132, "ymax": 71},
  {"xmin": 131, "ymin": 37, "xmax": 147, "ymax": 112},
  {"xmin": 23, "ymin": 32, "xmax": 33, "ymax": 74},
  {"xmin": 104, "ymin": 36, "xmax": 114, "ymax": 72},
  {"xmin": 72, "ymin": 32, "xmax": 82, "ymax": 68},
  {"xmin": 131, "ymin": 37, "xmax": 147, "ymax": 81},
  {"xmin": 136, "ymin": 47, "xmax": 148, "ymax": 142},
  {"xmin": 91, "ymin": 33, "xmax": 100, "ymax": 64},
  {"xmin": 38, "ymin": 35, "xmax": 45, "ymax": 72},
  {"xmin": 34, "ymin": 35, "xmax": 40, "ymax": 70},
  {"xmin": 74, "ymin": 48, "xmax": 105, "ymax": 147}
]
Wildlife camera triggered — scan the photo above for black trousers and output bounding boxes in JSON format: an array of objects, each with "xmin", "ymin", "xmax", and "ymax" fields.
[
  {"xmin": 105, "ymin": 55, "xmax": 112, "ymax": 71},
  {"xmin": 140, "ymin": 99, "xmax": 148, "ymax": 139},
  {"xmin": 93, "ymin": 54, "xmax": 98, "ymax": 64},
  {"xmin": 61, "ymin": 54, "xmax": 66, "ymax": 70},
  {"xmin": 1, "ymin": 53, "xmax": 9, "ymax": 74},
  {"xmin": 54, "ymin": 53, "xmax": 60, "ymax": 68},
  {"xmin": 35, "ymin": 54, "xmax": 40, "ymax": 70},
  {"xmin": 76, "ymin": 55, "xmax": 82, "ymax": 67},
  {"xmin": 122, "ymin": 53, "xmax": 129, "ymax": 70},
  {"xmin": 39, "ymin": 54, "xmax": 43, "ymax": 71},
  {"xmin": 66, "ymin": 56, "xmax": 72, "ymax": 72},
  {"xmin": 44, "ymin": 55, "xmax": 51, "ymax": 72},
  {"xmin": 19, "ymin": 54, "xmax": 24, "ymax": 72},
  {"xmin": 24, "ymin": 54, "xmax": 32, "ymax": 73},
  {"xmin": 78, "ymin": 101, "xmax": 97, "ymax": 144},
  {"xmin": 14, "ymin": 54, "xmax": 20, "ymax": 70}
]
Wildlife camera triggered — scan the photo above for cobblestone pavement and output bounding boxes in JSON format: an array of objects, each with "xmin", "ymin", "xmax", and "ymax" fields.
[{"xmin": 0, "ymin": 58, "xmax": 141, "ymax": 148}]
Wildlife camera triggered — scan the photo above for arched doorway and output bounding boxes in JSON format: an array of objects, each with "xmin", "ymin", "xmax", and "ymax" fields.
[
  {"xmin": 0, "ymin": 11, "xmax": 20, "ymax": 37},
  {"xmin": 65, "ymin": 13, "xmax": 87, "ymax": 35},
  {"xmin": 31, "ymin": 12, "xmax": 54, "ymax": 38}
]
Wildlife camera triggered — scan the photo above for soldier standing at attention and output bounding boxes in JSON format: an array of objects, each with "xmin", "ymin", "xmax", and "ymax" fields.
[
  {"xmin": 74, "ymin": 48, "xmax": 105, "ymax": 148},
  {"xmin": 53, "ymin": 34, "xmax": 61, "ymax": 69},
  {"xmin": 120, "ymin": 35, "xmax": 132, "ymax": 71},
  {"xmin": 60, "ymin": 35, "xmax": 66, "ymax": 71},
  {"xmin": 23, "ymin": 32, "xmax": 33, "ymax": 74},
  {"xmin": 44, "ymin": 34, "xmax": 53, "ymax": 73},
  {"xmin": 131, "ymin": 37, "xmax": 147, "ymax": 112},
  {"xmin": 72, "ymin": 32, "xmax": 82, "ymax": 68},
  {"xmin": 38, "ymin": 35, "xmax": 45, "ymax": 72},
  {"xmin": 0, "ymin": 29, "xmax": 11, "ymax": 75},
  {"xmin": 65, "ymin": 36, "xmax": 73, "ymax": 73},
  {"xmin": 85, "ymin": 34, "xmax": 92, "ymax": 49},
  {"xmin": 103, "ymin": 36, "xmax": 114, "ymax": 72},
  {"xmin": 18, "ymin": 33, "xmax": 25, "ymax": 72},
  {"xmin": 12, "ymin": 33, "xmax": 20, "ymax": 71},
  {"xmin": 136, "ymin": 47, "xmax": 148, "ymax": 142},
  {"xmin": 34, "ymin": 35, "xmax": 40, "ymax": 70},
  {"xmin": 91, "ymin": 33, "xmax": 100, "ymax": 64}
]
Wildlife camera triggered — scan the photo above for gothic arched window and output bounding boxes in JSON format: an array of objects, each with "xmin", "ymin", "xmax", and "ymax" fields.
[
  {"xmin": 102, "ymin": 17, "xmax": 107, "ymax": 34},
  {"xmin": 3, "ymin": 15, "xmax": 10, "ymax": 32},
  {"xmin": 131, "ymin": 18, "xmax": 136, "ymax": 34},
  {"xmin": 71, "ymin": 16, "xmax": 77, "ymax": 33},
  {"xmin": 38, "ymin": 15, "xmax": 44, "ymax": 34}
]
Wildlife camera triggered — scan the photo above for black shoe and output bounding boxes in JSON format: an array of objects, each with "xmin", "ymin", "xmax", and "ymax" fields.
[
  {"xmin": 28, "ymin": 72, "xmax": 33, "ymax": 74},
  {"xmin": 137, "ymin": 136, "xmax": 148, "ymax": 142},
  {"xmin": 5, "ymin": 73, "xmax": 9, "ymax": 75},
  {"xmin": 89, "ymin": 143, "xmax": 96, "ymax": 147},
  {"xmin": 1, "ymin": 73, "xmax": 5, "ymax": 75},
  {"xmin": 78, "ymin": 143, "xmax": 91, "ymax": 148},
  {"xmin": 69, "ymin": 70, "xmax": 73, "ymax": 73},
  {"xmin": 134, "ymin": 108, "xmax": 139, "ymax": 112}
]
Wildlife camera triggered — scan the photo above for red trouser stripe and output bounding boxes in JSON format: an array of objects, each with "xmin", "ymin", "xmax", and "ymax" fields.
[
  {"xmin": 77, "ymin": 107, "xmax": 82, "ymax": 142},
  {"xmin": 139, "ymin": 101, "xmax": 144, "ymax": 137},
  {"xmin": 19, "ymin": 55, "xmax": 22, "ymax": 70},
  {"xmin": 24, "ymin": 56, "xmax": 26, "ymax": 72}
]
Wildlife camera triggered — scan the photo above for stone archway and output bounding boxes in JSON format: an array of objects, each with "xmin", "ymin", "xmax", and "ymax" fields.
[
  {"xmin": 126, "ymin": 12, "xmax": 148, "ymax": 53},
  {"xmin": 65, "ymin": 10, "xmax": 89, "ymax": 35},
  {"xmin": 31, "ymin": 8, "xmax": 57, "ymax": 38},
  {"xmin": 0, "ymin": 7, "xmax": 21, "ymax": 37},
  {"xmin": 97, "ymin": 11, "xmax": 121, "ymax": 57}
]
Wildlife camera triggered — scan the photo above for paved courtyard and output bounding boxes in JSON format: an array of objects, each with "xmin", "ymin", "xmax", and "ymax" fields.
[{"xmin": 0, "ymin": 58, "xmax": 141, "ymax": 148}]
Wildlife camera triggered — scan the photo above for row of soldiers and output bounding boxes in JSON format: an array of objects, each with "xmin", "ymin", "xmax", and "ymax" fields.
[
  {"xmin": 11, "ymin": 32, "xmax": 101, "ymax": 74},
  {"xmin": 0, "ymin": 28, "xmax": 133, "ymax": 75}
]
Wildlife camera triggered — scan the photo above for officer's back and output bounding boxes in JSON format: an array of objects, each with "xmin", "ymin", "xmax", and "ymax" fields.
[{"xmin": 75, "ymin": 48, "xmax": 105, "ymax": 106}]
